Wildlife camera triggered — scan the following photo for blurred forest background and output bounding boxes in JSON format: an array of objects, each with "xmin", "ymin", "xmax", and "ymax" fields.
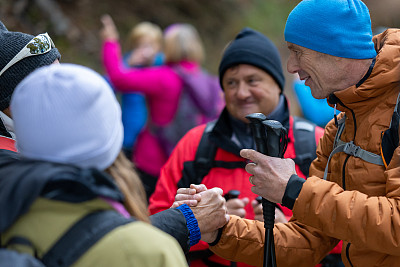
[{"xmin": 1, "ymin": 0, "xmax": 400, "ymax": 115}]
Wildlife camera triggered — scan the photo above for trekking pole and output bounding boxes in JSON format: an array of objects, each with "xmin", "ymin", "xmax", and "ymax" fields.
[{"xmin": 246, "ymin": 113, "xmax": 288, "ymax": 267}]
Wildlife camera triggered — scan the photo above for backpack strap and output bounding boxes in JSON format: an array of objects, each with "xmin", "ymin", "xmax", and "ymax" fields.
[
  {"xmin": 3, "ymin": 210, "xmax": 134, "ymax": 267},
  {"xmin": 41, "ymin": 209, "xmax": 133, "ymax": 266},
  {"xmin": 2, "ymin": 235, "xmax": 40, "ymax": 259},
  {"xmin": 323, "ymin": 114, "xmax": 384, "ymax": 180},
  {"xmin": 292, "ymin": 116, "xmax": 317, "ymax": 177},
  {"xmin": 333, "ymin": 115, "xmax": 347, "ymax": 150},
  {"xmin": 192, "ymin": 121, "xmax": 218, "ymax": 184}
]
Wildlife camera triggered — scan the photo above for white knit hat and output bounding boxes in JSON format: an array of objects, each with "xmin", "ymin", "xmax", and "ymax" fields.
[{"xmin": 10, "ymin": 63, "xmax": 123, "ymax": 170}]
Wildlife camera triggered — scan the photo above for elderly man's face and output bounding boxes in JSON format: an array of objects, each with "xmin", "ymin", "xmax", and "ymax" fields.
[
  {"xmin": 287, "ymin": 42, "xmax": 354, "ymax": 99},
  {"xmin": 222, "ymin": 64, "xmax": 281, "ymax": 123}
]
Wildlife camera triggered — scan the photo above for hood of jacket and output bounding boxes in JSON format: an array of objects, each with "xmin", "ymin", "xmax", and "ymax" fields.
[
  {"xmin": 329, "ymin": 29, "xmax": 400, "ymax": 112},
  {"xmin": 0, "ymin": 150, "xmax": 124, "ymax": 233}
]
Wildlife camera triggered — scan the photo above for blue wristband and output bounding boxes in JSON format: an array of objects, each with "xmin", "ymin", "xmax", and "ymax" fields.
[{"xmin": 176, "ymin": 204, "xmax": 201, "ymax": 247}]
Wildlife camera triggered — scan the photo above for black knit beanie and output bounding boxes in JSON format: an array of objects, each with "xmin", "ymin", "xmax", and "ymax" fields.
[
  {"xmin": 219, "ymin": 27, "xmax": 285, "ymax": 91},
  {"xmin": 0, "ymin": 21, "xmax": 61, "ymax": 111}
]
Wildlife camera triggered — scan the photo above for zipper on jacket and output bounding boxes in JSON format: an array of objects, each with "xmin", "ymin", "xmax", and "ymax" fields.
[
  {"xmin": 345, "ymin": 243, "xmax": 354, "ymax": 267},
  {"xmin": 342, "ymin": 155, "xmax": 350, "ymax": 189},
  {"xmin": 330, "ymin": 95, "xmax": 357, "ymax": 140}
]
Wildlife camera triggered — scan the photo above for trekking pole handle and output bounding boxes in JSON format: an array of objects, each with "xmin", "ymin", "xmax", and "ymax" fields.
[
  {"xmin": 245, "ymin": 113, "xmax": 268, "ymax": 154},
  {"xmin": 245, "ymin": 113, "xmax": 278, "ymax": 267},
  {"xmin": 224, "ymin": 190, "xmax": 241, "ymax": 201},
  {"xmin": 262, "ymin": 120, "xmax": 284, "ymax": 157},
  {"xmin": 245, "ymin": 114, "xmax": 276, "ymax": 230},
  {"xmin": 261, "ymin": 119, "xmax": 286, "ymax": 230}
]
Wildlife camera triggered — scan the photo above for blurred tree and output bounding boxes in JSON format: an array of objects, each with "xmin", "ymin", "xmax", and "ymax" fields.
[{"xmin": 0, "ymin": 0, "xmax": 398, "ymax": 93}]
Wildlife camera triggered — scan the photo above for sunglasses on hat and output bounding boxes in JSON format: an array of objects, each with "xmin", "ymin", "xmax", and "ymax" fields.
[{"xmin": 0, "ymin": 32, "xmax": 55, "ymax": 77}]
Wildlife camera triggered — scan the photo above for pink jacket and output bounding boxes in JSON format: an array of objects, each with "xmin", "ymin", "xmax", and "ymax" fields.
[{"xmin": 102, "ymin": 40, "xmax": 201, "ymax": 176}]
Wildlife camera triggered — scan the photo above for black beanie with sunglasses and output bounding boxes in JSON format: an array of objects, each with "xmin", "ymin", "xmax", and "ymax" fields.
[
  {"xmin": 0, "ymin": 21, "xmax": 61, "ymax": 111},
  {"xmin": 218, "ymin": 27, "xmax": 285, "ymax": 92}
]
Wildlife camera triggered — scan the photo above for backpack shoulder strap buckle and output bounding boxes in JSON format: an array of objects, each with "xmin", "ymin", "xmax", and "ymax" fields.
[{"xmin": 343, "ymin": 141, "xmax": 360, "ymax": 157}]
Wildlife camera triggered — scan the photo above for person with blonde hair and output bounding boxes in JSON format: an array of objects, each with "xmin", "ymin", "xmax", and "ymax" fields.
[
  {"xmin": 163, "ymin": 23, "xmax": 204, "ymax": 64},
  {"xmin": 101, "ymin": 15, "xmax": 223, "ymax": 200},
  {"xmin": 126, "ymin": 21, "xmax": 163, "ymax": 67}
]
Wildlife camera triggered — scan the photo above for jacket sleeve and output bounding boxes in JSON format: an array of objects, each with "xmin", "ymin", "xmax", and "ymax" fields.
[
  {"xmin": 150, "ymin": 208, "xmax": 190, "ymax": 253},
  {"xmin": 101, "ymin": 41, "xmax": 180, "ymax": 95},
  {"xmin": 209, "ymin": 216, "xmax": 337, "ymax": 267}
]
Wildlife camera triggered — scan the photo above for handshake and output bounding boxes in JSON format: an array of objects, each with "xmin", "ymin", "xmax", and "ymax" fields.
[
  {"xmin": 171, "ymin": 184, "xmax": 229, "ymax": 243},
  {"xmin": 170, "ymin": 184, "xmax": 288, "ymax": 244}
]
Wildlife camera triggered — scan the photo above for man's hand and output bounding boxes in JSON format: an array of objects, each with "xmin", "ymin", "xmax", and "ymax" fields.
[
  {"xmin": 171, "ymin": 184, "xmax": 207, "ymax": 208},
  {"xmin": 252, "ymin": 200, "xmax": 288, "ymax": 223},
  {"xmin": 226, "ymin": 197, "xmax": 249, "ymax": 218},
  {"xmin": 190, "ymin": 187, "xmax": 229, "ymax": 234},
  {"xmin": 100, "ymin": 14, "xmax": 119, "ymax": 41},
  {"xmin": 171, "ymin": 184, "xmax": 229, "ymax": 243},
  {"xmin": 252, "ymin": 199, "xmax": 264, "ymax": 221},
  {"xmin": 274, "ymin": 207, "xmax": 288, "ymax": 224},
  {"xmin": 240, "ymin": 149, "xmax": 296, "ymax": 204}
]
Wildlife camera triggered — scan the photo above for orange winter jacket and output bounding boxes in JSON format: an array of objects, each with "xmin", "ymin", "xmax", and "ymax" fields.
[{"xmin": 210, "ymin": 29, "xmax": 400, "ymax": 267}]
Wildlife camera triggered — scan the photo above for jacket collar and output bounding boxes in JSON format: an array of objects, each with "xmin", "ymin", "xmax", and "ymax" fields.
[{"xmin": 210, "ymin": 95, "xmax": 290, "ymax": 156}]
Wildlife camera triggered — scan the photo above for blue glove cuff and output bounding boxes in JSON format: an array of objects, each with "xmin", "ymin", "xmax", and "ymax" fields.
[{"xmin": 177, "ymin": 204, "xmax": 201, "ymax": 247}]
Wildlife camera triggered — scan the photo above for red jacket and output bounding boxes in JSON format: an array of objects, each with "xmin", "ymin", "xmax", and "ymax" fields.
[{"xmin": 149, "ymin": 105, "xmax": 326, "ymax": 267}]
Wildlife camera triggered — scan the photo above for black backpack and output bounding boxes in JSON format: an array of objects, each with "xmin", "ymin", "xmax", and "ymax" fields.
[
  {"xmin": 179, "ymin": 116, "xmax": 318, "ymax": 189},
  {"xmin": 0, "ymin": 210, "xmax": 135, "ymax": 267}
]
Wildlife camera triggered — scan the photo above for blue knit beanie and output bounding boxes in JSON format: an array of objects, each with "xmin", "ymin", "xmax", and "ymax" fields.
[{"xmin": 284, "ymin": 0, "xmax": 376, "ymax": 59}]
